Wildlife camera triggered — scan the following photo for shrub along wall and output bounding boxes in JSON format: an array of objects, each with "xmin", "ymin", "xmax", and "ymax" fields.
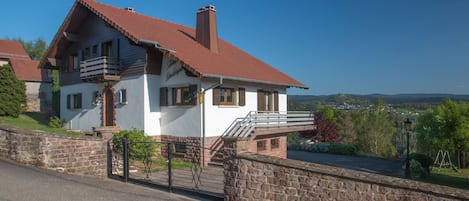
[
  {"xmin": 224, "ymin": 150, "xmax": 469, "ymax": 201},
  {"xmin": 0, "ymin": 124, "xmax": 107, "ymax": 178}
]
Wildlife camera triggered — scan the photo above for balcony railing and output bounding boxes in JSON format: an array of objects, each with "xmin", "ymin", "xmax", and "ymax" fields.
[
  {"xmin": 223, "ymin": 111, "xmax": 315, "ymax": 138},
  {"xmin": 80, "ymin": 56, "xmax": 120, "ymax": 81}
]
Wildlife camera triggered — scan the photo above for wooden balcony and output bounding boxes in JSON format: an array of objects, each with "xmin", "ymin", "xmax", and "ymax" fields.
[
  {"xmin": 223, "ymin": 111, "xmax": 315, "ymax": 139},
  {"xmin": 80, "ymin": 56, "xmax": 120, "ymax": 82}
]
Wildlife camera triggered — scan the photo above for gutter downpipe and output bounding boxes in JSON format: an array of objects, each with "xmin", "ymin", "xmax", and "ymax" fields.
[{"xmin": 200, "ymin": 77, "xmax": 223, "ymax": 166}]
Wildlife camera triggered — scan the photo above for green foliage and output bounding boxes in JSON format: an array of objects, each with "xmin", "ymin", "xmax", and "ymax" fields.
[
  {"xmin": 415, "ymin": 100, "xmax": 469, "ymax": 168},
  {"xmin": 379, "ymin": 144, "xmax": 398, "ymax": 158},
  {"xmin": 329, "ymin": 143, "xmax": 358, "ymax": 155},
  {"xmin": 410, "ymin": 153, "xmax": 433, "ymax": 169},
  {"xmin": 16, "ymin": 38, "xmax": 47, "ymax": 60},
  {"xmin": 112, "ymin": 129, "xmax": 158, "ymax": 162},
  {"xmin": 48, "ymin": 116, "xmax": 64, "ymax": 128},
  {"xmin": 0, "ymin": 64, "xmax": 26, "ymax": 117},
  {"xmin": 0, "ymin": 113, "xmax": 80, "ymax": 135},
  {"xmin": 410, "ymin": 159, "xmax": 428, "ymax": 178}
]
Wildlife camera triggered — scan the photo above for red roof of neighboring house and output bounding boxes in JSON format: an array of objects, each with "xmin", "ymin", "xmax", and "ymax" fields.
[
  {"xmin": 0, "ymin": 40, "xmax": 48, "ymax": 82},
  {"xmin": 42, "ymin": 0, "xmax": 307, "ymax": 88},
  {"xmin": 8, "ymin": 58, "xmax": 45, "ymax": 82},
  {"xmin": 0, "ymin": 40, "xmax": 30, "ymax": 59}
]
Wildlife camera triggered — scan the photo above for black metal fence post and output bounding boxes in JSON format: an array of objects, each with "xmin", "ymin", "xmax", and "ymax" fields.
[
  {"xmin": 168, "ymin": 143, "xmax": 173, "ymax": 193},
  {"xmin": 123, "ymin": 139, "xmax": 129, "ymax": 182}
]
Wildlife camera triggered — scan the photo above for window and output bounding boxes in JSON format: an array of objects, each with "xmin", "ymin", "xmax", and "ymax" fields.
[
  {"xmin": 257, "ymin": 140, "xmax": 267, "ymax": 151},
  {"xmin": 92, "ymin": 91, "xmax": 101, "ymax": 105},
  {"xmin": 171, "ymin": 85, "xmax": 197, "ymax": 105},
  {"xmin": 257, "ymin": 90, "xmax": 279, "ymax": 112},
  {"xmin": 84, "ymin": 48, "xmax": 90, "ymax": 59},
  {"xmin": 118, "ymin": 89, "xmax": 127, "ymax": 105},
  {"xmin": 212, "ymin": 87, "xmax": 243, "ymax": 106},
  {"xmin": 271, "ymin": 138, "xmax": 279, "ymax": 149},
  {"xmin": 68, "ymin": 53, "xmax": 79, "ymax": 72},
  {"xmin": 174, "ymin": 143, "xmax": 187, "ymax": 154},
  {"xmin": 67, "ymin": 93, "xmax": 82, "ymax": 110},
  {"xmin": 92, "ymin": 45, "xmax": 98, "ymax": 56}
]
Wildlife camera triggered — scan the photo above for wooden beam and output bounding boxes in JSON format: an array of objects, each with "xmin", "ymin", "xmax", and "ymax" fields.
[
  {"xmin": 63, "ymin": 32, "xmax": 79, "ymax": 42},
  {"xmin": 47, "ymin": 58, "xmax": 63, "ymax": 67}
]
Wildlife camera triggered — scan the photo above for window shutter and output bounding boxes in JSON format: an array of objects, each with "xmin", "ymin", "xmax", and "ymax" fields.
[
  {"xmin": 213, "ymin": 88, "xmax": 221, "ymax": 105},
  {"xmin": 67, "ymin": 55, "xmax": 73, "ymax": 72},
  {"xmin": 77, "ymin": 93, "xmax": 82, "ymax": 109},
  {"xmin": 160, "ymin": 87, "xmax": 168, "ymax": 106},
  {"xmin": 112, "ymin": 38, "xmax": 119, "ymax": 59},
  {"xmin": 238, "ymin": 88, "xmax": 246, "ymax": 106},
  {"xmin": 189, "ymin": 85, "xmax": 198, "ymax": 105},
  {"xmin": 257, "ymin": 90, "xmax": 265, "ymax": 111},
  {"xmin": 274, "ymin": 91, "xmax": 279, "ymax": 112},
  {"xmin": 97, "ymin": 43, "xmax": 102, "ymax": 57},
  {"xmin": 67, "ymin": 94, "xmax": 71, "ymax": 109},
  {"xmin": 121, "ymin": 89, "xmax": 127, "ymax": 103}
]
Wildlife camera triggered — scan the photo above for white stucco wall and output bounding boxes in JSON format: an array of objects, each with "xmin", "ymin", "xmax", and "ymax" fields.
[
  {"xmin": 61, "ymin": 83, "xmax": 103, "ymax": 132},
  {"xmin": 143, "ymin": 74, "xmax": 162, "ymax": 135},
  {"xmin": 114, "ymin": 75, "xmax": 145, "ymax": 132},
  {"xmin": 25, "ymin": 82, "xmax": 41, "ymax": 96},
  {"xmin": 159, "ymin": 56, "xmax": 201, "ymax": 137}
]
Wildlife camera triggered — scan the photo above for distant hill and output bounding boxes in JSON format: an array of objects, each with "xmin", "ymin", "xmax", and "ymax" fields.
[{"xmin": 288, "ymin": 94, "xmax": 469, "ymax": 111}]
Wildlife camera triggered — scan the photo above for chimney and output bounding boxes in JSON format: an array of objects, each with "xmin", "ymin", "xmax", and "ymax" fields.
[{"xmin": 196, "ymin": 5, "xmax": 218, "ymax": 53}]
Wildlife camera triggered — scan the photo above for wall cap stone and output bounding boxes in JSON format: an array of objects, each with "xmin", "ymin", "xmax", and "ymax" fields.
[
  {"xmin": 237, "ymin": 152, "xmax": 469, "ymax": 200},
  {"xmin": 0, "ymin": 123, "xmax": 103, "ymax": 141}
]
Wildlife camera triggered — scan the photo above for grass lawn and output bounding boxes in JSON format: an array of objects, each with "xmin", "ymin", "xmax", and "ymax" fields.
[
  {"xmin": 131, "ymin": 156, "xmax": 194, "ymax": 172},
  {"xmin": 0, "ymin": 112, "xmax": 81, "ymax": 135},
  {"xmin": 414, "ymin": 167, "xmax": 469, "ymax": 190}
]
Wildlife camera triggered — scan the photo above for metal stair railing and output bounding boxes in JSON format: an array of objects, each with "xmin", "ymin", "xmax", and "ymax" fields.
[{"xmin": 223, "ymin": 111, "xmax": 314, "ymax": 138}]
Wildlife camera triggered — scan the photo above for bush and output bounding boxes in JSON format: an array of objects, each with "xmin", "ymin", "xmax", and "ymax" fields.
[
  {"xmin": 410, "ymin": 159, "xmax": 429, "ymax": 178},
  {"xmin": 379, "ymin": 144, "xmax": 398, "ymax": 158},
  {"xmin": 48, "ymin": 116, "xmax": 64, "ymax": 128},
  {"xmin": 0, "ymin": 64, "xmax": 26, "ymax": 117},
  {"xmin": 310, "ymin": 142, "xmax": 330, "ymax": 153},
  {"xmin": 410, "ymin": 153, "xmax": 433, "ymax": 175},
  {"xmin": 112, "ymin": 129, "xmax": 158, "ymax": 162},
  {"xmin": 329, "ymin": 143, "xmax": 358, "ymax": 155}
]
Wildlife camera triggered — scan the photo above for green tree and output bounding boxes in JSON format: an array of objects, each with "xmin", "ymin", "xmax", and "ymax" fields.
[
  {"xmin": 415, "ymin": 100, "xmax": 469, "ymax": 168},
  {"xmin": 17, "ymin": 38, "xmax": 47, "ymax": 60},
  {"xmin": 352, "ymin": 99, "xmax": 396, "ymax": 157},
  {"xmin": 0, "ymin": 64, "xmax": 26, "ymax": 117}
]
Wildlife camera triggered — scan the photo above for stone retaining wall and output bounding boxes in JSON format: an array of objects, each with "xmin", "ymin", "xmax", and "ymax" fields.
[
  {"xmin": 0, "ymin": 124, "xmax": 107, "ymax": 178},
  {"xmin": 224, "ymin": 151, "xmax": 469, "ymax": 201}
]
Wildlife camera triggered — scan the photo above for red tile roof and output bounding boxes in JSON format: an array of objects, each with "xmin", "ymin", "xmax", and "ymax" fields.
[
  {"xmin": 45, "ymin": 0, "xmax": 307, "ymax": 88},
  {"xmin": 8, "ymin": 58, "xmax": 46, "ymax": 82},
  {"xmin": 0, "ymin": 40, "xmax": 48, "ymax": 82},
  {"xmin": 0, "ymin": 40, "xmax": 30, "ymax": 59}
]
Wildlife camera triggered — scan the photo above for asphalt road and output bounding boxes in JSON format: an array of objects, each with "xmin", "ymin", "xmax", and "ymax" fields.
[
  {"xmin": 287, "ymin": 150, "xmax": 405, "ymax": 175},
  {"xmin": 0, "ymin": 159, "xmax": 196, "ymax": 201}
]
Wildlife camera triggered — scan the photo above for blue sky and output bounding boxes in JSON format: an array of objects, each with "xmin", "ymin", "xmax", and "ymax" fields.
[{"xmin": 2, "ymin": 0, "xmax": 469, "ymax": 95}]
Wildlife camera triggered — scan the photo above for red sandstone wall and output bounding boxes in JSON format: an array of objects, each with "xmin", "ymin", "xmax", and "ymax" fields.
[{"xmin": 0, "ymin": 124, "xmax": 107, "ymax": 178}]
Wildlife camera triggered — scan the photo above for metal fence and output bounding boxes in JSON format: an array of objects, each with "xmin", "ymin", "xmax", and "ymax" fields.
[{"xmin": 107, "ymin": 140, "xmax": 224, "ymax": 200}]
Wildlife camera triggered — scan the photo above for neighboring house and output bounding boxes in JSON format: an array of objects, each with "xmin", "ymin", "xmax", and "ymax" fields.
[
  {"xmin": 39, "ymin": 0, "xmax": 314, "ymax": 165},
  {"xmin": 0, "ymin": 40, "xmax": 52, "ymax": 112}
]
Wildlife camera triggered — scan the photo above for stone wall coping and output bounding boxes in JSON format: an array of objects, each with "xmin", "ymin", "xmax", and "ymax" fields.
[
  {"xmin": 237, "ymin": 151, "xmax": 469, "ymax": 200},
  {"xmin": 0, "ymin": 124, "xmax": 103, "ymax": 142}
]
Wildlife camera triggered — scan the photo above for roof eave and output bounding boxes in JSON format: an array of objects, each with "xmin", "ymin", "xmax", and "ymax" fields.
[{"xmin": 202, "ymin": 73, "xmax": 308, "ymax": 89}]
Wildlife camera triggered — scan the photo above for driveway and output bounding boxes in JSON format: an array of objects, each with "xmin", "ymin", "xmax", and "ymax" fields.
[
  {"xmin": 287, "ymin": 150, "xmax": 405, "ymax": 176},
  {"xmin": 0, "ymin": 159, "xmax": 196, "ymax": 201}
]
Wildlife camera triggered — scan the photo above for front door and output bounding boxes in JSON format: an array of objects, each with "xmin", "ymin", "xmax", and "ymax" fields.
[{"xmin": 103, "ymin": 87, "xmax": 115, "ymax": 126}]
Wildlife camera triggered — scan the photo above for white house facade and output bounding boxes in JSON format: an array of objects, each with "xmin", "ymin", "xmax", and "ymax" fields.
[{"xmin": 40, "ymin": 0, "xmax": 314, "ymax": 164}]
